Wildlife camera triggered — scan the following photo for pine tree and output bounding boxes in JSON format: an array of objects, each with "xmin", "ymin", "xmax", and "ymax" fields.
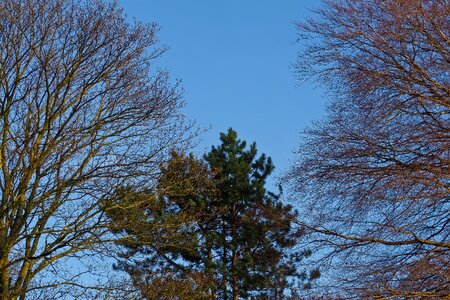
[
  {"xmin": 204, "ymin": 129, "xmax": 307, "ymax": 299},
  {"xmin": 105, "ymin": 129, "xmax": 317, "ymax": 299}
]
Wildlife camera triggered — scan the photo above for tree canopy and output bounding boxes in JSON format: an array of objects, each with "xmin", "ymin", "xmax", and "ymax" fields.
[
  {"xmin": 106, "ymin": 129, "xmax": 317, "ymax": 299},
  {"xmin": 0, "ymin": 0, "xmax": 190, "ymax": 298},
  {"xmin": 290, "ymin": 0, "xmax": 449, "ymax": 297},
  {"xmin": 1, "ymin": 0, "xmax": 447, "ymax": 298}
]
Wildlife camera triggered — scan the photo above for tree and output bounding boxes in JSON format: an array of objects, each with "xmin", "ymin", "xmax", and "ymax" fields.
[
  {"xmin": 290, "ymin": 0, "xmax": 449, "ymax": 298},
  {"xmin": 105, "ymin": 154, "xmax": 216, "ymax": 300},
  {"xmin": 203, "ymin": 129, "xmax": 313, "ymax": 300},
  {"xmin": 0, "ymin": 0, "xmax": 190, "ymax": 298},
  {"xmin": 106, "ymin": 129, "xmax": 317, "ymax": 299}
]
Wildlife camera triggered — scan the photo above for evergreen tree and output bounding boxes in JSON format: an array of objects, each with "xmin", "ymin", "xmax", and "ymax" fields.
[
  {"xmin": 105, "ymin": 129, "xmax": 317, "ymax": 299},
  {"xmin": 105, "ymin": 153, "xmax": 216, "ymax": 300}
]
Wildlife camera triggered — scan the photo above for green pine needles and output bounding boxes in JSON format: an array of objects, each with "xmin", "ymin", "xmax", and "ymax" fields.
[{"xmin": 104, "ymin": 129, "xmax": 318, "ymax": 299}]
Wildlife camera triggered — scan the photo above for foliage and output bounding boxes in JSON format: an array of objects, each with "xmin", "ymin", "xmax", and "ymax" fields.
[{"xmin": 106, "ymin": 129, "xmax": 316, "ymax": 299}]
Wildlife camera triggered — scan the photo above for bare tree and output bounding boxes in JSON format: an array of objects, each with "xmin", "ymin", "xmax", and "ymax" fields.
[
  {"xmin": 290, "ymin": 0, "xmax": 449, "ymax": 298},
  {"xmin": 0, "ymin": 0, "xmax": 192, "ymax": 298}
]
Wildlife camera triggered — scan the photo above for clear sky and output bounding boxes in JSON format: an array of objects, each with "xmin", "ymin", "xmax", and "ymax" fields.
[{"xmin": 118, "ymin": 0, "xmax": 327, "ymax": 187}]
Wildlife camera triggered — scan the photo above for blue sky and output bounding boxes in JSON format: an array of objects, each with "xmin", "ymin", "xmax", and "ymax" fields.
[{"xmin": 119, "ymin": 0, "xmax": 327, "ymax": 187}]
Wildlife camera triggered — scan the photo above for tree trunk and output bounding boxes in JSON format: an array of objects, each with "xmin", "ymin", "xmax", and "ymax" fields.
[
  {"xmin": 222, "ymin": 243, "xmax": 228, "ymax": 300},
  {"xmin": 231, "ymin": 203, "xmax": 238, "ymax": 300},
  {"xmin": 0, "ymin": 260, "xmax": 10, "ymax": 300},
  {"xmin": 231, "ymin": 248, "xmax": 238, "ymax": 300},
  {"xmin": 207, "ymin": 247, "xmax": 216, "ymax": 300}
]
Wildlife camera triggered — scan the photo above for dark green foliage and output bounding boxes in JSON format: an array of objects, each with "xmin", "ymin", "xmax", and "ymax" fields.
[
  {"xmin": 104, "ymin": 154, "xmax": 215, "ymax": 299},
  {"xmin": 105, "ymin": 129, "xmax": 317, "ymax": 299}
]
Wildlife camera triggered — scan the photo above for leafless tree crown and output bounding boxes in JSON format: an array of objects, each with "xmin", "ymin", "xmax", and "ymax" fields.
[
  {"xmin": 0, "ymin": 0, "xmax": 190, "ymax": 298},
  {"xmin": 291, "ymin": 0, "xmax": 449, "ymax": 298}
]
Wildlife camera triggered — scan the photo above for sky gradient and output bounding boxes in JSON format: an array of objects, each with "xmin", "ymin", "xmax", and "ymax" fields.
[{"xmin": 119, "ymin": 0, "xmax": 327, "ymax": 187}]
